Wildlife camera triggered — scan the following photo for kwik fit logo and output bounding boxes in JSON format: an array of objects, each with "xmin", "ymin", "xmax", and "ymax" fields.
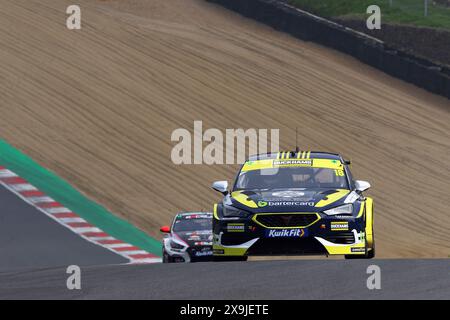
[{"xmin": 266, "ymin": 229, "xmax": 305, "ymax": 238}]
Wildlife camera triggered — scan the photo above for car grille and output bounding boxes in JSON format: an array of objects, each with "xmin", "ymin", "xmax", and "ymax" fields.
[{"xmin": 254, "ymin": 213, "xmax": 319, "ymax": 228}]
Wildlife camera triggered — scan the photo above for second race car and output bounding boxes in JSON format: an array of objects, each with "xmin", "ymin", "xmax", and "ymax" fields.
[{"xmin": 160, "ymin": 212, "xmax": 213, "ymax": 263}]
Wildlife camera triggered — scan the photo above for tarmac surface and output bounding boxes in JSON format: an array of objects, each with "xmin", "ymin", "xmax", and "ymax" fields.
[
  {"xmin": 0, "ymin": 182, "xmax": 449, "ymax": 300},
  {"xmin": 0, "ymin": 184, "xmax": 127, "ymax": 272},
  {"xmin": 1, "ymin": 258, "xmax": 450, "ymax": 299}
]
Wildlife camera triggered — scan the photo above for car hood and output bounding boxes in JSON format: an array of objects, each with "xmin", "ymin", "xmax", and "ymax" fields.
[
  {"xmin": 174, "ymin": 230, "xmax": 213, "ymax": 247},
  {"xmin": 229, "ymin": 188, "xmax": 351, "ymax": 212}
]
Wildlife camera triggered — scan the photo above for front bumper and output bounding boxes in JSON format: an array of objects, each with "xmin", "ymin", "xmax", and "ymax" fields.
[
  {"xmin": 164, "ymin": 242, "xmax": 213, "ymax": 263},
  {"xmin": 213, "ymin": 213, "xmax": 367, "ymax": 257}
]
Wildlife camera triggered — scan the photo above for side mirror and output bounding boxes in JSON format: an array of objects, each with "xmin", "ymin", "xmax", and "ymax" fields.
[
  {"xmin": 212, "ymin": 180, "xmax": 229, "ymax": 195},
  {"xmin": 160, "ymin": 226, "xmax": 170, "ymax": 233},
  {"xmin": 355, "ymin": 180, "xmax": 371, "ymax": 193}
]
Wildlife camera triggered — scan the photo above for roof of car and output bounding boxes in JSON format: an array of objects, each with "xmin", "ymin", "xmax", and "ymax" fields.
[
  {"xmin": 177, "ymin": 212, "xmax": 212, "ymax": 216},
  {"xmin": 247, "ymin": 151, "xmax": 344, "ymax": 161}
]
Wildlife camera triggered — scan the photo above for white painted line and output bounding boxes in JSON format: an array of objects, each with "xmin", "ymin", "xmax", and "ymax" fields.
[
  {"xmin": 71, "ymin": 227, "xmax": 102, "ymax": 234},
  {"xmin": 130, "ymin": 258, "xmax": 162, "ymax": 264},
  {"xmin": 88, "ymin": 236, "xmax": 115, "ymax": 241},
  {"xmin": 59, "ymin": 217, "xmax": 86, "ymax": 224},
  {"xmin": 0, "ymin": 170, "xmax": 18, "ymax": 178},
  {"xmin": 105, "ymin": 243, "xmax": 132, "ymax": 249},
  {"xmin": 10, "ymin": 184, "xmax": 37, "ymax": 192},
  {"xmin": 45, "ymin": 207, "xmax": 72, "ymax": 214},
  {"xmin": 27, "ymin": 196, "xmax": 55, "ymax": 204},
  {"xmin": 121, "ymin": 250, "xmax": 148, "ymax": 255}
]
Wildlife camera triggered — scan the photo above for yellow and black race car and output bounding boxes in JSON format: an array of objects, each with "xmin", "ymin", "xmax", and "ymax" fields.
[{"xmin": 211, "ymin": 151, "xmax": 374, "ymax": 261}]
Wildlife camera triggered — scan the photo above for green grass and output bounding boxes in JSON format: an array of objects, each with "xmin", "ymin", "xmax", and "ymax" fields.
[
  {"xmin": 288, "ymin": 0, "xmax": 450, "ymax": 30},
  {"xmin": 0, "ymin": 140, "xmax": 162, "ymax": 256}
]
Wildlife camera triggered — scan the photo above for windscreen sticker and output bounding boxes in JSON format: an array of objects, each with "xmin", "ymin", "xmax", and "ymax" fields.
[
  {"xmin": 273, "ymin": 159, "xmax": 313, "ymax": 167},
  {"xmin": 241, "ymin": 158, "xmax": 343, "ymax": 172},
  {"xmin": 181, "ymin": 214, "xmax": 212, "ymax": 219},
  {"xmin": 334, "ymin": 169, "xmax": 345, "ymax": 176}
]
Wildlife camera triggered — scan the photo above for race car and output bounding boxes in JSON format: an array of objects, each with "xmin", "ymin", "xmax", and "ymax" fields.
[
  {"xmin": 160, "ymin": 212, "xmax": 213, "ymax": 263},
  {"xmin": 211, "ymin": 151, "xmax": 374, "ymax": 261}
]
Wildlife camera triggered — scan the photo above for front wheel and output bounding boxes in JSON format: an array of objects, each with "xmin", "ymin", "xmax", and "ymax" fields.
[
  {"xmin": 345, "ymin": 238, "xmax": 375, "ymax": 260},
  {"xmin": 162, "ymin": 250, "xmax": 171, "ymax": 263},
  {"xmin": 344, "ymin": 250, "xmax": 374, "ymax": 259},
  {"xmin": 366, "ymin": 238, "xmax": 376, "ymax": 259}
]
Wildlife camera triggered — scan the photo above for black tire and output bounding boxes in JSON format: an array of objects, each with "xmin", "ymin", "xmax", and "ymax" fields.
[
  {"xmin": 366, "ymin": 206, "xmax": 376, "ymax": 259},
  {"xmin": 344, "ymin": 252, "xmax": 373, "ymax": 259},
  {"xmin": 346, "ymin": 206, "xmax": 376, "ymax": 259},
  {"xmin": 162, "ymin": 250, "xmax": 171, "ymax": 263},
  {"xmin": 367, "ymin": 237, "xmax": 376, "ymax": 259},
  {"xmin": 213, "ymin": 256, "xmax": 248, "ymax": 262},
  {"xmin": 366, "ymin": 248, "xmax": 375, "ymax": 259},
  {"xmin": 345, "ymin": 254, "xmax": 364, "ymax": 259}
]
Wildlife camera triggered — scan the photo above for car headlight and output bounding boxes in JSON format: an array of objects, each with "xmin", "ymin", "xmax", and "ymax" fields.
[
  {"xmin": 170, "ymin": 240, "xmax": 185, "ymax": 250},
  {"xmin": 323, "ymin": 204, "xmax": 354, "ymax": 216},
  {"xmin": 223, "ymin": 205, "xmax": 250, "ymax": 218}
]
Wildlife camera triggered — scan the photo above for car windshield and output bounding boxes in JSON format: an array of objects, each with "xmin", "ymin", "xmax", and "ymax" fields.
[
  {"xmin": 173, "ymin": 218, "xmax": 212, "ymax": 232},
  {"xmin": 234, "ymin": 166, "xmax": 349, "ymax": 190}
]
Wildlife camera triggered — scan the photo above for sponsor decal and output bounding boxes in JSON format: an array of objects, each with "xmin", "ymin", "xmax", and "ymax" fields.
[
  {"xmin": 195, "ymin": 250, "xmax": 213, "ymax": 257},
  {"xmin": 194, "ymin": 242, "xmax": 213, "ymax": 246},
  {"xmin": 332, "ymin": 215, "xmax": 354, "ymax": 220},
  {"xmin": 213, "ymin": 249, "xmax": 224, "ymax": 255},
  {"xmin": 351, "ymin": 247, "xmax": 366, "ymax": 253},
  {"xmin": 330, "ymin": 221, "xmax": 349, "ymax": 231},
  {"xmin": 273, "ymin": 159, "xmax": 313, "ymax": 167},
  {"xmin": 272, "ymin": 191, "xmax": 305, "ymax": 198},
  {"xmin": 227, "ymin": 223, "xmax": 245, "ymax": 232},
  {"xmin": 184, "ymin": 214, "xmax": 211, "ymax": 219},
  {"xmin": 357, "ymin": 232, "xmax": 365, "ymax": 242},
  {"xmin": 266, "ymin": 201, "xmax": 315, "ymax": 207},
  {"xmin": 257, "ymin": 201, "xmax": 268, "ymax": 207},
  {"xmin": 265, "ymin": 228, "xmax": 308, "ymax": 238},
  {"xmin": 185, "ymin": 230, "xmax": 211, "ymax": 235}
]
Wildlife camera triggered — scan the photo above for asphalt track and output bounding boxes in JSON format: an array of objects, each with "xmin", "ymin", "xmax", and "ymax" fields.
[
  {"xmin": 1, "ymin": 182, "xmax": 450, "ymax": 299},
  {"xmin": 0, "ymin": 184, "xmax": 127, "ymax": 272},
  {"xmin": 1, "ymin": 259, "xmax": 450, "ymax": 299}
]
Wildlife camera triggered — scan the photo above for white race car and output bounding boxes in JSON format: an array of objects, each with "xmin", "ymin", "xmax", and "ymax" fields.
[{"xmin": 160, "ymin": 212, "xmax": 213, "ymax": 263}]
